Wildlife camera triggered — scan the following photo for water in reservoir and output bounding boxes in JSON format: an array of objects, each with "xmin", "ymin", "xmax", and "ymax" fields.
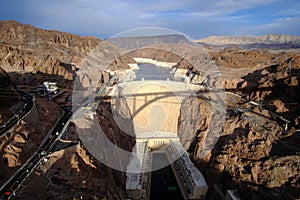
[
  {"xmin": 150, "ymin": 153, "xmax": 184, "ymax": 200},
  {"xmin": 135, "ymin": 63, "xmax": 182, "ymax": 81}
]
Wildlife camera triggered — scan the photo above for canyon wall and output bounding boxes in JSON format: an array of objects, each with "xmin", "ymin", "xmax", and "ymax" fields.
[
  {"xmin": 0, "ymin": 21, "xmax": 136, "ymax": 199},
  {"xmin": 0, "ymin": 67, "xmax": 20, "ymax": 123},
  {"xmin": 178, "ymin": 50, "xmax": 300, "ymax": 199},
  {"xmin": 18, "ymin": 101, "xmax": 136, "ymax": 200}
]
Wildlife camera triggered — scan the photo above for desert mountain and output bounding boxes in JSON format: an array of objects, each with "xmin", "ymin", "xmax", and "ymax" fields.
[
  {"xmin": 0, "ymin": 20, "xmax": 135, "ymax": 88},
  {"xmin": 0, "ymin": 20, "xmax": 102, "ymax": 87},
  {"xmin": 106, "ymin": 34, "xmax": 192, "ymax": 50},
  {"xmin": 196, "ymin": 34, "xmax": 300, "ymax": 49}
]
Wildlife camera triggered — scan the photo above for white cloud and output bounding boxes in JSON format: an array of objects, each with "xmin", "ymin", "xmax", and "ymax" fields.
[
  {"xmin": 272, "ymin": 7, "xmax": 300, "ymax": 17},
  {"xmin": 233, "ymin": 17, "xmax": 300, "ymax": 36}
]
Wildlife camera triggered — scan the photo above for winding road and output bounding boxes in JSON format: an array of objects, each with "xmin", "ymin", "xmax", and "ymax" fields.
[
  {"xmin": 0, "ymin": 105, "xmax": 72, "ymax": 200},
  {"xmin": 0, "ymin": 92, "xmax": 34, "ymax": 137}
]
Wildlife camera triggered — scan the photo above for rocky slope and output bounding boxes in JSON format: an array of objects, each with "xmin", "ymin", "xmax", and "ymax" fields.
[
  {"xmin": 18, "ymin": 144, "xmax": 129, "ymax": 200},
  {"xmin": 242, "ymin": 54, "xmax": 300, "ymax": 127},
  {"xmin": 182, "ymin": 51, "xmax": 300, "ymax": 199},
  {"xmin": 0, "ymin": 20, "xmax": 135, "ymax": 88},
  {"xmin": 16, "ymin": 101, "xmax": 135, "ymax": 200},
  {"xmin": 209, "ymin": 47, "xmax": 275, "ymax": 69},
  {"xmin": 0, "ymin": 20, "xmax": 101, "ymax": 87},
  {"xmin": 0, "ymin": 67, "xmax": 21, "ymax": 124},
  {"xmin": 0, "ymin": 20, "xmax": 136, "ymax": 199},
  {"xmin": 0, "ymin": 98, "xmax": 62, "ymax": 185}
]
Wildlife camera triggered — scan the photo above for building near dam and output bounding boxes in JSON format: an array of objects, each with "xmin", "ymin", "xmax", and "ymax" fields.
[
  {"xmin": 166, "ymin": 141, "xmax": 208, "ymax": 199},
  {"xmin": 126, "ymin": 141, "xmax": 151, "ymax": 199}
]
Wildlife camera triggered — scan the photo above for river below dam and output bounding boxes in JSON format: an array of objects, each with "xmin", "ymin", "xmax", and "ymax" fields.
[{"xmin": 150, "ymin": 153, "xmax": 184, "ymax": 200}]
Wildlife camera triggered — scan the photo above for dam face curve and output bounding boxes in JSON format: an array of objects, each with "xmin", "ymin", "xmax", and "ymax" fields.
[{"xmin": 112, "ymin": 80, "xmax": 202, "ymax": 135}]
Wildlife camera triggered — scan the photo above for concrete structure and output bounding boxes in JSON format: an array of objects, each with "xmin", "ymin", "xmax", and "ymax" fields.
[
  {"xmin": 126, "ymin": 132, "xmax": 208, "ymax": 200},
  {"xmin": 166, "ymin": 141, "xmax": 208, "ymax": 200},
  {"xmin": 43, "ymin": 81, "xmax": 58, "ymax": 93},
  {"xmin": 225, "ymin": 190, "xmax": 241, "ymax": 200},
  {"xmin": 96, "ymin": 79, "xmax": 207, "ymax": 199},
  {"xmin": 111, "ymin": 80, "xmax": 202, "ymax": 134},
  {"xmin": 126, "ymin": 141, "xmax": 152, "ymax": 200},
  {"xmin": 136, "ymin": 131, "xmax": 180, "ymax": 150}
]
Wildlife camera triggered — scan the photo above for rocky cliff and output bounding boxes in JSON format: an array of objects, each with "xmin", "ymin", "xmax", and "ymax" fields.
[
  {"xmin": 242, "ymin": 54, "xmax": 300, "ymax": 128},
  {"xmin": 0, "ymin": 20, "xmax": 102, "ymax": 87},
  {"xmin": 0, "ymin": 67, "xmax": 20, "ymax": 124},
  {"xmin": 0, "ymin": 98, "xmax": 62, "ymax": 185},
  {"xmin": 0, "ymin": 20, "xmax": 136, "ymax": 199},
  {"xmin": 180, "ymin": 50, "xmax": 300, "ymax": 199},
  {"xmin": 0, "ymin": 20, "xmax": 135, "ymax": 88},
  {"xmin": 16, "ymin": 101, "xmax": 135, "ymax": 200}
]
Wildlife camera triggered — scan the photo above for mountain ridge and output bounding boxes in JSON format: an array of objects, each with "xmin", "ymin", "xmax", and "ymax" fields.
[{"xmin": 195, "ymin": 34, "xmax": 300, "ymax": 48}]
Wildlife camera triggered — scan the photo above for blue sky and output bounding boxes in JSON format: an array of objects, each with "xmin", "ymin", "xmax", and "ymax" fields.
[{"xmin": 0, "ymin": 0, "xmax": 299, "ymax": 39}]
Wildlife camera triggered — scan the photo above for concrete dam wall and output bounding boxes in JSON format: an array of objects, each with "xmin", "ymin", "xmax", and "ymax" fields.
[{"xmin": 111, "ymin": 80, "xmax": 202, "ymax": 135}]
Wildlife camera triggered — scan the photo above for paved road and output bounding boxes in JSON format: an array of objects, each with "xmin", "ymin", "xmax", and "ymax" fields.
[
  {"xmin": 225, "ymin": 91, "xmax": 290, "ymax": 125},
  {"xmin": 0, "ymin": 106, "xmax": 72, "ymax": 200},
  {"xmin": 0, "ymin": 89, "xmax": 95, "ymax": 200},
  {"xmin": 0, "ymin": 92, "xmax": 34, "ymax": 137}
]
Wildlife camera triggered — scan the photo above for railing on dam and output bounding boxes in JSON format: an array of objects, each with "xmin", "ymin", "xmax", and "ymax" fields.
[
  {"xmin": 126, "ymin": 141, "xmax": 152, "ymax": 199},
  {"xmin": 166, "ymin": 141, "xmax": 208, "ymax": 200}
]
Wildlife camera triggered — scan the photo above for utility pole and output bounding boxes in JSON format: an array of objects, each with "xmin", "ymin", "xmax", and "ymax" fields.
[
  {"xmin": 258, "ymin": 98, "xmax": 264, "ymax": 111},
  {"xmin": 284, "ymin": 55, "xmax": 291, "ymax": 73},
  {"xmin": 287, "ymin": 59, "xmax": 291, "ymax": 73}
]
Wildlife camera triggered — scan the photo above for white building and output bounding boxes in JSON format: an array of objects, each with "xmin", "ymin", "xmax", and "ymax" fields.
[
  {"xmin": 43, "ymin": 82, "xmax": 58, "ymax": 93},
  {"xmin": 126, "ymin": 141, "xmax": 151, "ymax": 200}
]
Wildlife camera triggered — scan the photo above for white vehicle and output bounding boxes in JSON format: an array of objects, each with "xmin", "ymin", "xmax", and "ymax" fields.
[{"xmin": 55, "ymin": 132, "xmax": 59, "ymax": 135}]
